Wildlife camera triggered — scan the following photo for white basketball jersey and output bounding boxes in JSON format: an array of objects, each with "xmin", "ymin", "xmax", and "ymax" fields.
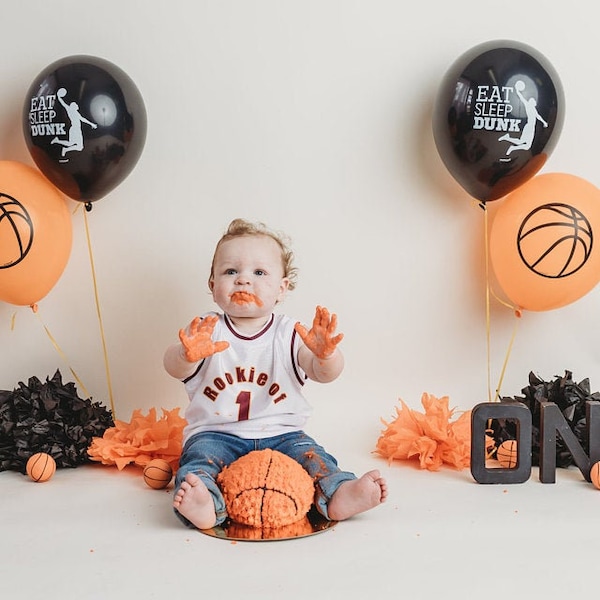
[{"xmin": 182, "ymin": 312, "xmax": 311, "ymax": 441}]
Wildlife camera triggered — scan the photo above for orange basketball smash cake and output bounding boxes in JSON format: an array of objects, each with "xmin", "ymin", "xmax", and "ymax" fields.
[{"xmin": 217, "ymin": 449, "xmax": 315, "ymax": 529}]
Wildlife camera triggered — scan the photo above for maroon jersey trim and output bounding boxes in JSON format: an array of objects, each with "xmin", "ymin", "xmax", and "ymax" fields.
[{"xmin": 224, "ymin": 313, "xmax": 275, "ymax": 340}]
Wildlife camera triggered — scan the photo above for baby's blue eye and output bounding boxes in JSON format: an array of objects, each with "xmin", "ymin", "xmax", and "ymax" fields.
[
  {"xmin": 225, "ymin": 268, "xmax": 237, "ymax": 275},
  {"xmin": 255, "ymin": 269, "xmax": 266, "ymax": 276}
]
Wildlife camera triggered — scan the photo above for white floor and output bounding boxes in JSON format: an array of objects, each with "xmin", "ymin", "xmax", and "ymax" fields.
[{"xmin": 1, "ymin": 448, "xmax": 598, "ymax": 600}]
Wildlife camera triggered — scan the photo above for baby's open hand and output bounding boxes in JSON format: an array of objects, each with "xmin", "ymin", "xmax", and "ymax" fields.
[
  {"xmin": 179, "ymin": 315, "xmax": 229, "ymax": 362},
  {"xmin": 295, "ymin": 305, "xmax": 344, "ymax": 359}
]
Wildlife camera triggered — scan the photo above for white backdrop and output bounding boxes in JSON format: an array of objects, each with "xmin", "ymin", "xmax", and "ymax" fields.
[{"xmin": 2, "ymin": 0, "xmax": 599, "ymax": 445}]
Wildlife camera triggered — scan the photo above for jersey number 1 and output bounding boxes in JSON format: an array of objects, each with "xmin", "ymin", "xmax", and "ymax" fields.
[{"xmin": 235, "ymin": 391, "xmax": 250, "ymax": 421}]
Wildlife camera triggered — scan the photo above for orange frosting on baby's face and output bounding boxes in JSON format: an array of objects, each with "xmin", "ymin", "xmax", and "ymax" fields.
[{"xmin": 230, "ymin": 291, "xmax": 264, "ymax": 306}]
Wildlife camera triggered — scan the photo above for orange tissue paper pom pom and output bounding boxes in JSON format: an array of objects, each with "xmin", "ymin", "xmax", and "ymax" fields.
[
  {"xmin": 87, "ymin": 407, "xmax": 186, "ymax": 472},
  {"xmin": 375, "ymin": 393, "xmax": 471, "ymax": 471}
]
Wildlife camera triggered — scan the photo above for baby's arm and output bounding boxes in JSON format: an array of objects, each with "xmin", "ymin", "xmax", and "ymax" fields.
[
  {"xmin": 163, "ymin": 315, "xmax": 229, "ymax": 379},
  {"xmin": 295, "ymin": 306, "xmax": 344, "ymax": 383}
]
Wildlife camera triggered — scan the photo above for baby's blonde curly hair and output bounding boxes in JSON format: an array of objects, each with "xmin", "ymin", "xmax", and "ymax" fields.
[{"xmin": 209, "ymin": 218, "xmax": 298, "ymax": 291}]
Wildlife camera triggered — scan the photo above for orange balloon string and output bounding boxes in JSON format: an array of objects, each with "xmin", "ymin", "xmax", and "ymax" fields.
[
  {"xmin": 493, "ymin": 316, "xmax": 520, "ymax": 402},
  {"xmin": 32, "ymin": 308, "xmax": 90, "ymax": 399},
  {"xmin": 83, "ymin": 209, "xmax": 117, "ymax": 419},
  {"xmin": 483, "ymin": 203, "xmax": 492, "ymax": 403},
  {"xmin": 482, "ymin": 204, "xmax": 521, "ymax": 402}
]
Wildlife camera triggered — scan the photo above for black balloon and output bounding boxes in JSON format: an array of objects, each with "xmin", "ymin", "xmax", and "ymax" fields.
[
  {"xmin": 23, "ymin": 55, "xmax": 147, "ymax": 205},
  {"xmin": 432, "ymin": 40, "xmax": 564, "ymax": 202}
]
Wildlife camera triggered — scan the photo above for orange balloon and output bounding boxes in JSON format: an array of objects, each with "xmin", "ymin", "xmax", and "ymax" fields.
[
  {"xmin": 490, "ymin": 173, "xmax": 600, "ymax": 312},
  {"xmin": 0, "ymin": 161, "xmax": 72, "ymax": 306}
]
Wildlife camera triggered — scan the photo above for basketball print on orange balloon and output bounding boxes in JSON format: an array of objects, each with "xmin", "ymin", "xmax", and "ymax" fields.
[
  {"xmin": 490, "ymin": 173, "xmax": 600, "ymax": 312},
  {"xmin": 0, "ymin": 161, "xmax": 72, "ymax": 307},
  {"xmin": 517, "ymin": 203, "xmax": 592, "ymax": 279},
  {"xmin": 0, "ymin": 194, "xmax": 34, "ymax": 269}
]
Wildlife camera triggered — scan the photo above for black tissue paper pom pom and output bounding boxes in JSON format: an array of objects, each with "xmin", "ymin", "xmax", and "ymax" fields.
[
  {"xmin": 0, "ymin": 370, "xmax": 114, "ymax": 473},
  {"xmin": 488, "ymin": 370, "xmax": 600, "ymax": 468}
]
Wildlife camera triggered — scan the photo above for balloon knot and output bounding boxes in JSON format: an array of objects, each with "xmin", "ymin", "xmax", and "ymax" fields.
[
  {"xmin": 30, "ymin": 303, "xmax": 39, "ymax": 313},
  {"xmin": 85, "ymin": 202, "xmax": 93, "ymax": 212},
  {"xmin": 514, "ymin": 308, "xmax": 523, "ymax": 318}
]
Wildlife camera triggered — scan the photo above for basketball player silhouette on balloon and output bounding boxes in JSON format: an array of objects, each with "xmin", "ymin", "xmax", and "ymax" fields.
[
  {"xmin": 498, "ymin": 80, "xmax": 548, "ymax": 155},
  {"xmin": 164, "ymin": 218, "xmax": 387, "ymax": 529}
]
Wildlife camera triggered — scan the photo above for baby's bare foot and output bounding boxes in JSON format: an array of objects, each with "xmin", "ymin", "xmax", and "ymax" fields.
[
  {"xmin": 173, "ymin": 473, "xmax": 216, "ymax": 529},
  {"xmin": 327, "ymin": 470, "xmax": 387, "ymax": 521}
]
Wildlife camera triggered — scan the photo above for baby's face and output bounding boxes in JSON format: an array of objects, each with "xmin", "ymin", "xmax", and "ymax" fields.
[{"xmin": 209, "ymin": 234, "xmax": 289, "ymax": 318}]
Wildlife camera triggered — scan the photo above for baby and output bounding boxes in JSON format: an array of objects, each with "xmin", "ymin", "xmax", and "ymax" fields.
[{"xmin": 164, "ymin": 218, "xmax": 387, "ymax": 529}]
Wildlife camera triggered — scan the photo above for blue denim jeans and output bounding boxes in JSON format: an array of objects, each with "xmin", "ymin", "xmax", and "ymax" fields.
[{"xmin": 174, "ymin": 430, "xmax": 357, "ymax": 527}]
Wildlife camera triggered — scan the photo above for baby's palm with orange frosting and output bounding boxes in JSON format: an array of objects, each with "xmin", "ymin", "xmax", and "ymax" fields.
[
  {"xmin": 179, "ymin": 315, "xmax": 229, "ymax": 362},
  {"xmin": 294, "ymin": 305, "xmax": 343, "ymax": 359}
]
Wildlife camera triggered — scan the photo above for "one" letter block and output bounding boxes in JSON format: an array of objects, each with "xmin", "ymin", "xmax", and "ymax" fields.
[{"xmin": 470, "ymin": 401, "xmax": 531, "ymax": 484}]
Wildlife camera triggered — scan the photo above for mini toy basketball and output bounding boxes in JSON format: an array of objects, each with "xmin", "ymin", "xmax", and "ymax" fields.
[
  {"xmin": 26, "ymin": 452, "xmax": 56, "ymax": 482},
  {"xmin": 496, "ymin": 440, "xmax": 518, "ymax": 469},
  {"xmin": 590, "ymin": 461, "xmax": 600, "ymax": 490},
  {"xmin": 143, "ymin": 458, "xmax": 173, "ymax": 489},
  {"xmin": 217, "ymin": 449, "xmax": 314, "ymax": 528}
]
